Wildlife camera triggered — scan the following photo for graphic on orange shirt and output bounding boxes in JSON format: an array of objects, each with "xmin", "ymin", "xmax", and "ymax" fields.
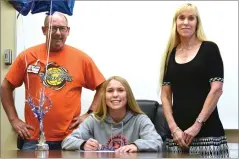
[{"xmin": 38, "ymin": 62, "xmax": 72, "ymax": 90}]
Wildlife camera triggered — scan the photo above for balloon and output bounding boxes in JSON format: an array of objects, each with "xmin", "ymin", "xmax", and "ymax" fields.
[
  {"xmin": 31, "ymin": 0, "xmax": 75, "ymax": 15},
  {"xmin": 8, "ymin": 0, "xmax": 33, "ymax": 16},
  {"xmin": 8, "ymin": 0, "xmax": 75, "ymax": 16}
]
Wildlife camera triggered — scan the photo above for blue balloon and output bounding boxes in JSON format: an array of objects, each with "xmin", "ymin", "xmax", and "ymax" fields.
[
  {"xmin": 8, "ymin": 0, "xmax": 75, "ymax": 16},
  {"xmin": 8, "ymin": 0, "xmax": 33, "ymax": 16},
  {"xmin": 31, "ymin": 0, "xmax": 75, "ymax": 15}
]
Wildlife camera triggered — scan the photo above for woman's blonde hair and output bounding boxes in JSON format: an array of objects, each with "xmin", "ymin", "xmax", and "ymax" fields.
[
  {"xmin": 94, "ymin": 76, "xmax": 144, "ymax": 121},
  {"xmin": 159, "ymin": 3, "xmax": 207, "ymax": 88}
]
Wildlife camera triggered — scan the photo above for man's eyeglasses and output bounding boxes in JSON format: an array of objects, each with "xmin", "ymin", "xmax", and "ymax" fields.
[{"xmin": 45, "ymin": 26, "xmax": 69, "ymax": 34}]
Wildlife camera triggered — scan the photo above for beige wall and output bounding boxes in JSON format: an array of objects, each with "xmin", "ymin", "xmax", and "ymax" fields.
[{"xmin": 0, "ymin": 1, "xmax": 17, "ymax": 151}]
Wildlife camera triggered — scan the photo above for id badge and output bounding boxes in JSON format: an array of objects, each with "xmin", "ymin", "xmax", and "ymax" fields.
[{"xmin": 27, "ymin": 65, "xmax": 40, "ymax": 74}]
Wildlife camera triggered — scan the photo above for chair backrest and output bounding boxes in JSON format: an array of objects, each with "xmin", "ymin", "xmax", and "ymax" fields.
[
  {"xmin": 136, "ymin": 99, "xmax": 157, "ymax": 123},
  {"xmin": 136, "ymin": 99, "xmax": 170, "ymax": 141},
  {"xmin": 153, "ymin": 102, "xmax": 170, "ymax": 141}
]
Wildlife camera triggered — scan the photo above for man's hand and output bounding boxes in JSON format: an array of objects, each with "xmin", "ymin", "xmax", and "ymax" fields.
[
  {"xmin": 115, "ymin": 144, "xmax": 138, "ymax": 153},
  {"xmin": 68, "ymin": 113, "xmax": 89, "ymax": 130},
  {"xmin": 11, "ymin": 118, "xmax": 35, "ymax": 139},
  {"xmin": 84, "ymin": 138, "xmax": 101, "ymax": 151}
]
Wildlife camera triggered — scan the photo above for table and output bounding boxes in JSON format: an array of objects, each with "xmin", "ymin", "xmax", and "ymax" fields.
[
  {"xmin": 1, "ymin": 150, "xmax": 200, "ymax": 158},
  {"xmin": 1, "ymin": 150, "xmax": 238, "ymax": 158},
  {"xmin": 1, "ymin": 143, "xmax": 238, "ymax": 158}
]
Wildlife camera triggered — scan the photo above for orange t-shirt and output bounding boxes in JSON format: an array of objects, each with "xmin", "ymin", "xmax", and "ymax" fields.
[{"xmin": 5, "ymin": 44, "xmax": 105, "ymax": 141}]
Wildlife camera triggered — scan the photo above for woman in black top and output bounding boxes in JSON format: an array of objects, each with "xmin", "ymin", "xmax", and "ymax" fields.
[{"xmin": 160, "ymin": 3, "xmax": 229, "ymax": 157}]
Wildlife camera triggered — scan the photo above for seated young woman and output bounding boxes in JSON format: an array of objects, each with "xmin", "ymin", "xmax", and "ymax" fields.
[{"xmin": 62, "ymin": 76, "xmax": 163, "ymax": 152}]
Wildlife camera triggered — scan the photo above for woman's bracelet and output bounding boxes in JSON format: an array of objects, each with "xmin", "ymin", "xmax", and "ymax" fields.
[
  {"xmin": 196, "ymin": 118, "xmax": 205, "ymax": 125},
  {"xmin": 171, "ymin": 127, "xmax": 180, "ymax": 137}
]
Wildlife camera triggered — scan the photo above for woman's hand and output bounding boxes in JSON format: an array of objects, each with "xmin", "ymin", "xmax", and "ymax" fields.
[
  {"xmin": 115, "ymin": 144, "xmax": 138, "ymax": 153},
  {"xmin": 172, "ymin": 127, "xmax": 188, "ymax": 149},
  {"xmin": 183, "ymin": 122, "xmax": 202, "ymax": 146}
]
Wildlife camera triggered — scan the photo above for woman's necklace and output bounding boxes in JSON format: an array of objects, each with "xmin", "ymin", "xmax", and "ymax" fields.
[{"xmin": 177, "ymin": 43, "xmax": 201, "ymax": 51}]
